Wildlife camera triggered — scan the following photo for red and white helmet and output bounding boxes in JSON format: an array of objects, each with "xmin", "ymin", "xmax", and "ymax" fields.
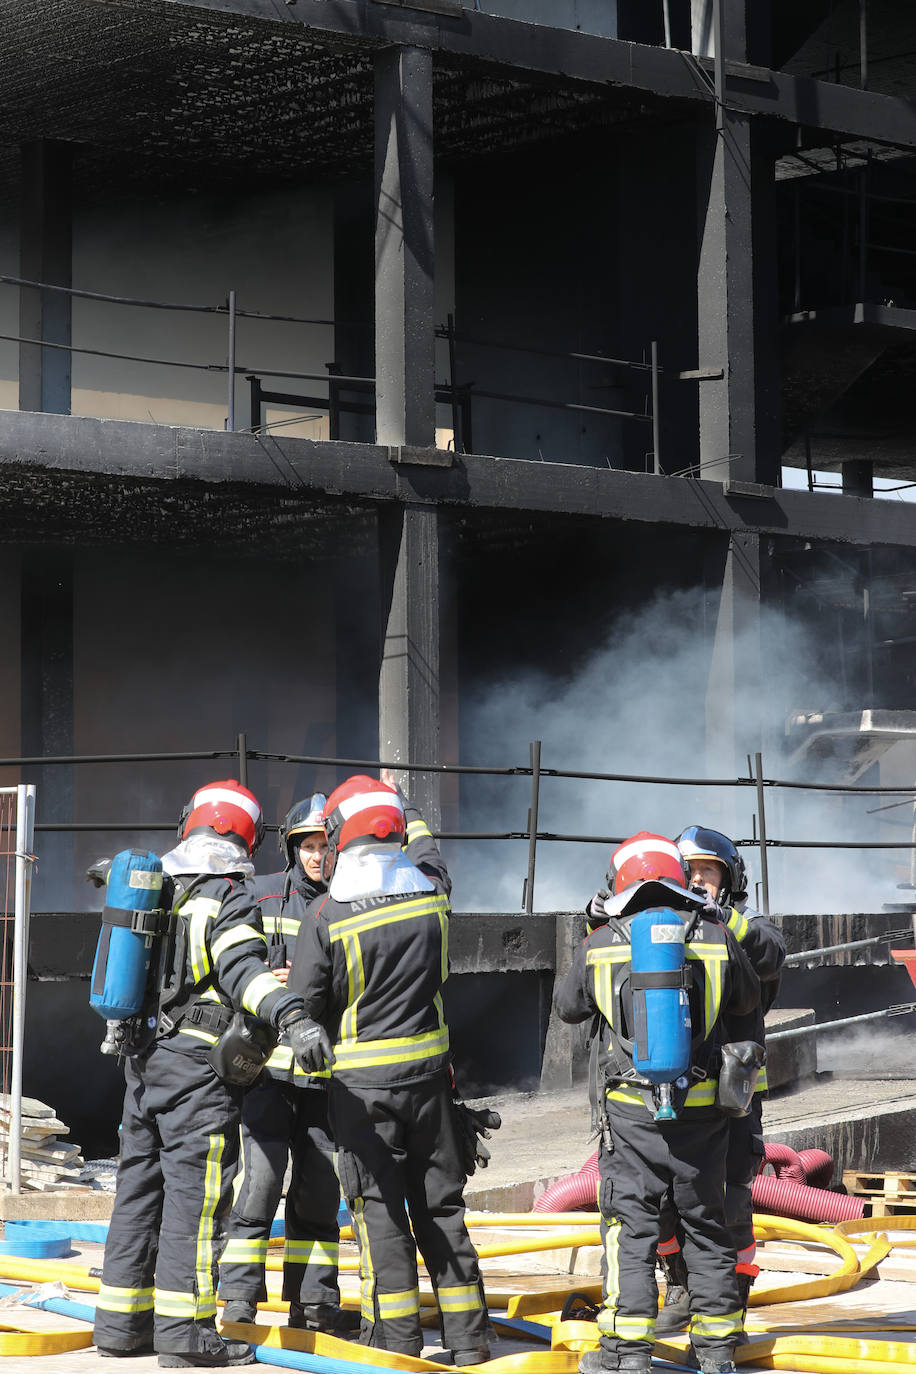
[
  {"xmin": 322, "ymin": 775, "xmax": 405, "ymax": 856},
  {"xmin": 178, "ymin": 780, "xmax": 264, "ymax": 857},
  {"xmin": 607, "ymin": 831, "xmax": 688, "ymax": 895}
]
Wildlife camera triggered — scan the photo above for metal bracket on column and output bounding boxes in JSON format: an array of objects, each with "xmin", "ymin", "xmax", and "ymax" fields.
[{"xmin": 387, "ymin": 444, "xmax": 454, "ymax": 468}]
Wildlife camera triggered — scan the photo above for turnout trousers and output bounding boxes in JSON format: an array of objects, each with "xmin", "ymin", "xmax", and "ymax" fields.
[
  {"xmin": 219, "ymin": 1076, "xmax": 341, "ymax": 1305},
  {"xmin": 659, "ymin": 1100, "xmax": 765, "ymax": 1264},
  {"xmin": 93, "ymin": 1041, "xmax": 243, "ymax": 1357},
  {"xmin": 329, "ymin": 1074, "xmax": 488, "ymax": 1358},
  {"xmin": 597, "ymin": 1109, "xmax": 742, "ymax": 1369}
]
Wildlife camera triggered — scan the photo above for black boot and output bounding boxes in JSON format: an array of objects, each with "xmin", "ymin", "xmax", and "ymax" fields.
[
  {"xmin": 288, "ymin": 1302, "xmax": 361, "ymax": 1334},
  {"xmin": 698, "ymin": 1358, "xmax": 737, "ymax": 1374},
  {"xmin": 221, "ymin": 1302, "xmax": 258, "ymax": 1324},
  {"xmin": 158, "ymin": 1342, "xmax": 256, "ymax": 1369},
  {"xmin": 655, "ymin": 1249, "xmax": 690, "ymax": 1335}
]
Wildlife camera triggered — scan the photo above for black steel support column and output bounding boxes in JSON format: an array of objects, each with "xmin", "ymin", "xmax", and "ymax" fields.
[
  {"xmin": 19, "ymin": 140, "xmax": 72, "ymax": 416},
  {"xmin": 378, "ymin": 505, "xmax": 441, "ymax": 828},
  {"xmin": 374, "ymin": 45, "xmax": 435, "ymax": 447}
]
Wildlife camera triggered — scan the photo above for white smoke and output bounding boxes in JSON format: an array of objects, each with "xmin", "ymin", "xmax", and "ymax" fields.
[{"xmin": 448, "ymin": 587, "xmax": 916, "ymax": 917}]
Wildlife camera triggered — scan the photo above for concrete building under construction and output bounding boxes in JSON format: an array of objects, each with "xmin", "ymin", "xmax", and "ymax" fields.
[{"xmin": 3, "ymin": 0, "xmax": 916, "ymax": 1150}]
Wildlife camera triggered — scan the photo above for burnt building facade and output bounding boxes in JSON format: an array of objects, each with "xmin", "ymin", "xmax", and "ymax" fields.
[{"xmin": 3, "ymin": 0, "xmax": 916, "ymax": 1148}]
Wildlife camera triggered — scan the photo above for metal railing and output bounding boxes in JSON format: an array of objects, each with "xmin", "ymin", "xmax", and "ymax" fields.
[
  {"xmin": 0, "ymin": 275, "xmax": 664, "ymax": 466},
  {"xmin": 0, "ymin": 785, "xmax": 37, "ymax": 1194},
  {"xmin": 4, "ymin": 735, "xmax": 916, "ymax": 919}
]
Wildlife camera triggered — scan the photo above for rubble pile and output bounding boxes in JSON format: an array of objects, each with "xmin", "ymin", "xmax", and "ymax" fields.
[{"xmin": 0, "ymin": 1094, "xmax": 87, "ymax": 1192}]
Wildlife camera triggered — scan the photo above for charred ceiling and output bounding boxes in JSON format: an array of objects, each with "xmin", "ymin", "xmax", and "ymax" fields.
[{"xmin": 0, "ymin": 0, "xmax": 647, "ymax": 199}]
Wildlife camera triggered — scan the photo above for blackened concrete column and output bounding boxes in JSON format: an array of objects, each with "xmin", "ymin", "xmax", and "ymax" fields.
[
  {"xmin": 695, "ymin": 0, "xmax": 778, "ymax": 487},
  {"xmin": 704, "ymin": 532, "xmax": 767, "ymax": 796},
  {"xmin": 374, "ymin": 45, "xmax": 435, "ymax": 448},
  {"xmin": 19, "ymin": 140, "xmax": 72, "ymax": 415},
  {"xmin": 374, "ymin": 46, "xmax": 441, "ymax": 826},
  {"xmin": 378, "ymin": 504, "xmax": 441, "ymax": 829}
]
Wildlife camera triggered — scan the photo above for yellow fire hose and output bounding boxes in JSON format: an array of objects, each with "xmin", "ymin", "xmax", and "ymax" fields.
[
  {"xmin": 2, "ymin": 1210, "xmax": 916, "ymax": 1368},
  {"xmin": 0, "ymin": 1323, "xmax": 92, "ymax": 1356}
]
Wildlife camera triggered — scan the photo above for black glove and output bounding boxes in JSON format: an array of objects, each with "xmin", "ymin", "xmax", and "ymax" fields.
[
  {"xmin": 586, "ymin": 888, "xmax": 610, "ymax": 930},
  {"xmin": 86, "ymin": 858, "xmax": 112, "ymax": 889},
  {"xmin": 280, "ymin": 1009, "xmax": 332, "ymax": 1075},
  {"xmin": 453, "ymin": 1101, "xmax": 501, "ymax": 1176},
  {"xmin": 701, "ymin": 892, "xmax": 730, "ymax": 925}
]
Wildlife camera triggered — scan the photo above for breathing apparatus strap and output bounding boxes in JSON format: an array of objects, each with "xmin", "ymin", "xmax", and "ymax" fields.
[
  {"xmin": 101, "ymin": 905, "xmax": 173, "ymax": 937},
  {"xmin": 156, "ymin": 874, "xmax": 224, "ymax": 1037}
]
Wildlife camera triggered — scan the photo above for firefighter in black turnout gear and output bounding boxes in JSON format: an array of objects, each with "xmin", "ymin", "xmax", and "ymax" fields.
[
  {"xmin": 93, "ymin": 781, "xmax": 332, "ymax": 1371},
  {"xmin": 288, "ymin": 773, "xmax": 492, "ymax": 1365},
  {"xmin": 654, "ymin": 828, "xmax": 786, "ymax": 1336},
  {"xmin": 555, "ymin": 833, "xmax": 760, "ymax": 1374},
  {"xmin": 219, "ymin": 794, "xmax": 357, "ymax": 1334}
]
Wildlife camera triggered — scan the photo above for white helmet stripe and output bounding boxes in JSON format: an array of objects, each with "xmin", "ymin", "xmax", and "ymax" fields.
[
  {"xmin": 337, "ymin": 791, "xmax": 404, "ymax": 821},
  {"xmin": 613, "ymin": 836, "xmax": 682, "ymax": 869},
  {"xmin": 193, "ymin": 786, "xmax": 260, "ymax": 823}
]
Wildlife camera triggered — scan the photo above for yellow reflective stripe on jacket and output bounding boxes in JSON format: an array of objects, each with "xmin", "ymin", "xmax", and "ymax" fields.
[
  {"xmin": 333, "ymin": 1026, "xmax": 449, "ymax": 1072},
  {"xmin": 726, "ymin": 907, "xmax": 749, "ymax": 943},
  {"xmin": 328, "ymin": 893, "xmax": 449, "ymax": 943},
  {"xmin": 284, "ymin": 1239, "xmax": 339, "ymax": 1265},
  {"xmin": 241, "ymin": 969, "xmax": 284, "ymax": 1017},
  {"xmin": 607, "ymin": 1077, "xmax": 718, "ymax": 1110},
  {"xmin": 686, "ymin": 943, "xmax": 728, "ymax": 1039},
  {"xmin": 183, "ymin": 896, "xmax": 222, "ymax": 984},
  {"xmin": 263, "ymin": 915, "xmax": 300, "ymax": 938},
  {"xmin": 339, "ymin": 929, "xmax": 366, "ymax": 1044},
  {"xmin": 221, "ymin": 1237, "xmax": 269, "ymax": 1264},
  {"xmin": 406, "ymin": 819, "xmax": 431, "ymax": 841},
  {"xmin": 585, "ymin": 946, "xmax": 629, "ymax": 1031},
  {"xmin": 96, "ymin": 1284, "xmax": 154, "ymax": 1315},
  {"xmin": 437, "ymin": 1284, "xmax": 483, "ymax": 1313},
  {"xmin": 330, "ymin": 893, "xmax": 449, "ymax": 1046},
  {"xmin": 196, "ymin": 1133, "xmax": 224, "ymax": 1311},
  {"xmin": 757, "ymin": 1064, "xmax": 769, "ymax": 1093},
  {"xmin": 377, "ymin": 1288, "xmax": 420, "ymax": 1319},
  {"xmin": 212, "ymin": 923, "xmax": 266, "ymax": 963},
  {"xmin": 154, "ymin": 1288, "xmax": 217, "ymax": 1319}
]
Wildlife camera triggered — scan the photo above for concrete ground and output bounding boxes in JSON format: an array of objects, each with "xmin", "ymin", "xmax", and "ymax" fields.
[{"xmin": 1, "ymin": 1080, "xmax": 915, "ymax": 1373}]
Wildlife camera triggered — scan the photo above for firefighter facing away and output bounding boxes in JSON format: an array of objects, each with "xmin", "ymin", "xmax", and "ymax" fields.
[
  {"xmin": 93, "ymin": 781, "xmax": 332, "ymax": 1370},
  {"xmin": 555, "ymin": 832, "xmax": 760, "ymax": 1374},
  {"xmin": 288, "ymin": 772, "xmax": 495, "ymax": 1364},
  {"xmin": 219, "ymin": 793, "xmax": 358, "ymax": 1333},
  {"xmin": 654, "ymin": 827, "xmax": 786, "ymax": 1336}
]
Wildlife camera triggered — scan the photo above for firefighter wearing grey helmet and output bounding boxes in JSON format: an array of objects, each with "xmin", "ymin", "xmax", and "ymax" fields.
[
  {"xmin": 219, "ymin": 794, "xmax": 357, "ymax": 1337},
  {"xmin": 280, "ymin": 793, "xmax": 328, "ymax": 867},
  {"xmin": 656, "ymin": 826, "xmax": 785, "ymax": 1343}
]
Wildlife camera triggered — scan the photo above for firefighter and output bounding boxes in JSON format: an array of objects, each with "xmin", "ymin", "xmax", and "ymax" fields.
[
  {"xmin": 654, "ymin": 828, "xmax": 786, "ymax": 1335},
  {"xmin": 555, "ymin": 832, "xmax": 760, "ymax": 1374},
  {"xmin": 288, "ymin": 772, "xmax": 492, "ymax": 1365},
  {"xmin": 219, "ymin": 794, "xmax": 358, "ymax": 1334},
  {"xmin": 93, "ymin": 780, "xmax": 331, "ymax": 1370}
]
